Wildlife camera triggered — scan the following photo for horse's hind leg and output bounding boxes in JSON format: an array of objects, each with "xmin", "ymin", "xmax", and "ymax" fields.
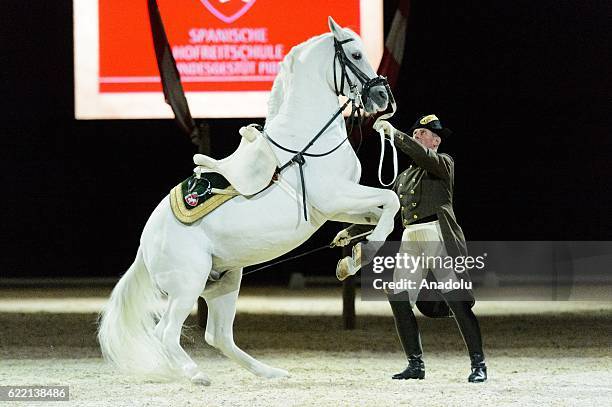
[
  {"xmin": 204, "ymin": 275, "xmax": 289, "ymax": 379},
  {"xmin": 155, "ymin": 268, "xmax": 211, "ymax": 385}
]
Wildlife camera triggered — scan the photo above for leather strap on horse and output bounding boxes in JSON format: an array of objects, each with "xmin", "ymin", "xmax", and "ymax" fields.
[
  {"xmin": 263, "ymin": 97, "xmax": 351, "ymax": 221},
  {"xmin": 264, "ymin": 36, "xmax": 393, "ymax": 221}
]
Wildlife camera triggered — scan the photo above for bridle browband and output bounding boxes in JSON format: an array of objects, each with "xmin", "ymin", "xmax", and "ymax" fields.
[{"xmin": 264, "ymin": 36, "xmax": 395, "ymax": 221}]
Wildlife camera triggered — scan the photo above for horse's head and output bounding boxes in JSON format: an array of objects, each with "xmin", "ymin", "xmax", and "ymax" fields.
[{"xmin": 327, "ymin": 17, "xmax": 390, "ymax": 114}]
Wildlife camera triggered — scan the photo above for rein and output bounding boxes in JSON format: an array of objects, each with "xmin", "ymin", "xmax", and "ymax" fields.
[
  {"xmin": 374, "ymin": 81, "xmax": 398, "ymax": 186},
  {"xmin": 264, "ymin": 36, "xmax": 395, "ymax": 221},
  {"xmin": 263, "ymin": 98, "xmax": 351, "ymax": 222}
]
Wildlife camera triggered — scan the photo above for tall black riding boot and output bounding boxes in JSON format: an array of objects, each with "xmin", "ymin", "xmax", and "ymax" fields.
[
  {"xmin": 442, "ymin": 290, "xmax": 487, "ymax": 383},
  {"xmin": 468, "ymin": 352, "xmax": 487, "ymax": 383},
  {"xmin": 388, "ymin": 292, "xmax": 425, "ymax": 380}
]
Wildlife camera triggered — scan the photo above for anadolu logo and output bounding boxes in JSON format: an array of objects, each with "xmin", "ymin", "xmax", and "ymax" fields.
[{"xmin": 200, "ymin": 0, "xmax": 257, "ymax": 24}]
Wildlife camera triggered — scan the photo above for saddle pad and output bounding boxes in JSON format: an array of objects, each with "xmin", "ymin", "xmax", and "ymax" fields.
[{"xmin": 170, "ymin": 172, "xmax": 237, "ymax": 225}]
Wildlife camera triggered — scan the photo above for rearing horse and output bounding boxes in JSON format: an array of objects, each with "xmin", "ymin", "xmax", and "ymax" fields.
[{"xmin": 98, "ymin": 17, "xmax": 399, "ymax": 386}]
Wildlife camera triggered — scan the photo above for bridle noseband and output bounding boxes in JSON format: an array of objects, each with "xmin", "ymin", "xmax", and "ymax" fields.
[
  {"xmin": 264, "ymin": 35, "xmax": 396, "ymax": 221},
  {"xmin": 333, "ymin": 38, "xmax": 391, "ymax": 107}
]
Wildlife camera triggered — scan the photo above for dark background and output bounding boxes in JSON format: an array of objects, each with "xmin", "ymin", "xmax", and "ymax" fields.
[{"xmin": 1, "ymin": 0, "xmax": 610, "ymax": 280}]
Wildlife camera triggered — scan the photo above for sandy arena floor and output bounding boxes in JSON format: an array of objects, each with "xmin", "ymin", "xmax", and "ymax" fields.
[{"xmin": 0, "ymin": 286, "xmax": 611, "ymax": 406}]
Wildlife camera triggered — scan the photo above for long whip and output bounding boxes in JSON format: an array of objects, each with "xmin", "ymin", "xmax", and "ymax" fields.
[{"xmin": 241, "ymin": 231, "xmax": 372, "ymax": 277}]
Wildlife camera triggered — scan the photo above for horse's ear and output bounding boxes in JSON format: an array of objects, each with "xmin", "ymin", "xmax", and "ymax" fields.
[{"xmin": 328, "ymin": 16, "xmax": 343, "ymax": 39}]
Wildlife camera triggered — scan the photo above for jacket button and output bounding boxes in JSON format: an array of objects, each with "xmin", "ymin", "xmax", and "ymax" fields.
[
  {"xmin": 412, "ymin": 202, "xmax": 417, "ymax": 207},
  {"xmin": 410, "ymin": 190, "xmax": 415, "ymax": 194},
  {"xmin": 399, "ymin": 194, "xmax": 404, "ymax": 198},
  {"xmin": 399, "ymin": 183, "xmax": 402, "ymax": 187},
  {"xmin": 403, "ymin": 220, "xmax": 408, "ymax": 226},
  {"xmin": 413, "ymin": 214, "xmax": 418, "ymax": 219}
]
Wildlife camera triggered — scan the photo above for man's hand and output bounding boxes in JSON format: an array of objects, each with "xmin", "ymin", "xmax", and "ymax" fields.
[
  {"xmin": 373, "ymin": 119, "xmax": 396, "ymax": 137},
  {"xmin": 330, "ymin": 228, "xmax": 352, "ymax": 247}
]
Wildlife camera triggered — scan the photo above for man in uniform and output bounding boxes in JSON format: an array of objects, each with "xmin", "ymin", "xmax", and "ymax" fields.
[{"xmin": 332, "ymin": 114, "xmax": 487, "ymax": 383}]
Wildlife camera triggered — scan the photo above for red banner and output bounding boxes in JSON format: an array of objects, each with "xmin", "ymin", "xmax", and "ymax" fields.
[{"xmin": 99, "ymin": 0, "xmax": 361, "ymax": 93}]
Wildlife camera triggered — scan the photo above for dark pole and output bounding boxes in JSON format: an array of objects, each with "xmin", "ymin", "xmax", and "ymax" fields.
[
  {"xmin": 342, "ymin": 224, "xmax": 356, "ymax": 329},
  {"xmin": 342, "ymin": 271, "xmax": 356, "ymax": 329}
]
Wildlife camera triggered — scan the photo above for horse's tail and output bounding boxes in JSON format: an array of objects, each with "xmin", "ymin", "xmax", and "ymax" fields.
[{"xmin": 97, "ymin": 247, "xmax": 174, "ymax": 377}]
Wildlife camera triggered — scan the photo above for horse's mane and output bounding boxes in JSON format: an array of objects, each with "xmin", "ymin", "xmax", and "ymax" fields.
[{"xmin": 266, "ymin": 33, "xmax": 330, "ymax": 123}]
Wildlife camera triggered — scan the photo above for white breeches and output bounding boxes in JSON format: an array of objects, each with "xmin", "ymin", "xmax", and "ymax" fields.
[{"xmin": 393, "ymin": 220, "xmax": 460, "ymax": 304}]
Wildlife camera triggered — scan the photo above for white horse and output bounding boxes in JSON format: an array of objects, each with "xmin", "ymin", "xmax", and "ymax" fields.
[{"xmin": 98, "ymin": 17, "xmax": 400, "ymax": 385}]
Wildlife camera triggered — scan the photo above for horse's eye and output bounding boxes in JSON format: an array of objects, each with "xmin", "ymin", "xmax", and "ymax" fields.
[{"xmin": 351, "ymin": 52, "xmax": 362, "ymax": 60}]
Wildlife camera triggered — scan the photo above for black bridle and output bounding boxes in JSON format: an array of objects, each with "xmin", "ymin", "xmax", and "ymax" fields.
[
  {"xmin": 264, "ymin": 36, "xmax": 394, "ymax": 221},
  {"xmin": 333, "ymin": 38, "xmax": 390, "ymax": 106}
]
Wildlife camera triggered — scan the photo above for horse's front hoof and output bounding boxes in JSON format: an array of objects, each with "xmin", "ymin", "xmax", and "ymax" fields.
[
  {"xmin": 191, "ymin": 372, "xmax": 211, "ymax": 386},
  {"xmin": 336, "ymin": 254, "xmax": 361, "ymax": 281}
]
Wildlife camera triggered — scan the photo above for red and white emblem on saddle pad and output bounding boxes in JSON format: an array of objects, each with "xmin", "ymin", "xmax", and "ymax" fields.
[{"xmin": 184, "ymin": 193, "xmax": 200, "ymax": 207}]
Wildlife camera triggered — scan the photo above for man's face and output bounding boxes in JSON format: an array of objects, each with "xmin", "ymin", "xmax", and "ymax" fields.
[{"xmin": 413, "ymin": 128, "xmax": 441, "ymax": 150}]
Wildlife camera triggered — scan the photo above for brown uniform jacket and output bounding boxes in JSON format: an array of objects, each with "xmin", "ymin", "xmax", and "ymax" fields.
[
  {"xmin": 348, "ymin": 130, "xmax": 466, "ymax": 258},
  {"xmin": 392, "ymin": 130, "xmax": 467, "ymax": 258}
]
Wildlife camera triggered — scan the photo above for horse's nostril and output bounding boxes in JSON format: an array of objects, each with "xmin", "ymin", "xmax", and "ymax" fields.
[{"xmin": 378, "ymin": 90, "xmax": 387, "ymax": 99}]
